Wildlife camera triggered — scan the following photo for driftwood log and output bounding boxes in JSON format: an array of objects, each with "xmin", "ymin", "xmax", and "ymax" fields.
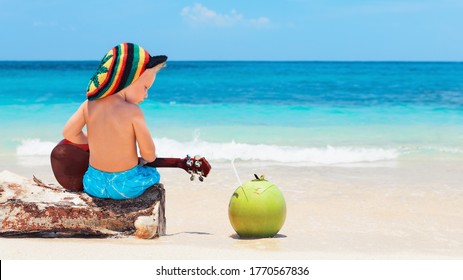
[{"xmin": 0, "ymin": 170, "xmax": 165, "ymax": 238}]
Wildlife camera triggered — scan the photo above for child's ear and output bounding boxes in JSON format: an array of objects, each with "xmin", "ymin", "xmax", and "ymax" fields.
[{"xmin": 154, "ymin": 62, "xmax": 166, "ymax": 73}]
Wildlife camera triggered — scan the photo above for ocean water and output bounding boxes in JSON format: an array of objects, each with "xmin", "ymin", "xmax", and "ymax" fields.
[{"xmin": 1, "ymin": 61, "xmax": 463, "ymax": 167}]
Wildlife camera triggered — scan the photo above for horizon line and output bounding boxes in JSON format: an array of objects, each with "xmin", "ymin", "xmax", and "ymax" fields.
[{"xmin": 1, "ymin": 59, "xmax": 463, "ymax": 63}]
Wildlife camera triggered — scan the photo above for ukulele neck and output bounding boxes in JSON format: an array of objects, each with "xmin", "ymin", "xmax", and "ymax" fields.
[{"xmin": 145, "ymin": 158, "xmax": 182, "ymax": 168}]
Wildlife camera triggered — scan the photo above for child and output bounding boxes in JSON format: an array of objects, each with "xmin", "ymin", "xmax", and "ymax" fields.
[{"xmin": 62, "ymin": 43, "xmax": 167, "ymax": 199}]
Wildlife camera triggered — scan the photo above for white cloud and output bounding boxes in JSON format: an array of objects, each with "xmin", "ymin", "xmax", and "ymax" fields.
[{"xmin": 181, "ymin": 3, "xmax": 270, "ymax": 28}]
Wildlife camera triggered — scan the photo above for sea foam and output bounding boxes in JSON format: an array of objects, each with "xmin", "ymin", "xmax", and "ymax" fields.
[
  {"xmin": 16, "ymin": 139, "xmax": 56, "ymax": 156},
  {"xmin": 16, "ymin": 138, "xmax": 401, "ymax": 166},
  {"xmin": 155, "ymin": 138, "xmax": 401, "ymax": 164}
]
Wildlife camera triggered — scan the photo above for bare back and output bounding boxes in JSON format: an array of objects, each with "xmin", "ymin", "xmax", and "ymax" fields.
[
  {"xmin": 62, "ymin": 66, "xmax": 159, "ymax": 172},
  {"xmin": 85, "ymin": 95, "xmax": 141, "ymax": 172}
]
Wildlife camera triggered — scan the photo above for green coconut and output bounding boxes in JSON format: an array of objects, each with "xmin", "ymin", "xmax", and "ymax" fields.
[{"xmin": 228, "ymin": 175, "xmax": 286, "ymax": 238}]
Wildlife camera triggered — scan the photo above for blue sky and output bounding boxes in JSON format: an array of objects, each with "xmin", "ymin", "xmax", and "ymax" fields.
[{"xmin": 1, "ymin": 0, "xmax": 463, "ymax": 61}]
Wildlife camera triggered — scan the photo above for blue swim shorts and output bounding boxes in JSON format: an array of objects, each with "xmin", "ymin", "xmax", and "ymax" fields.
[{"xmin": 83, "ymin": 165, "xmax": 160, "ymax": 200}]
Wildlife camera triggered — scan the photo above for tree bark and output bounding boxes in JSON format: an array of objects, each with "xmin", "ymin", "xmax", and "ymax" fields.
[{"xmin": 0, "ymin": 171, "xmax": 165, "ymax": 238}]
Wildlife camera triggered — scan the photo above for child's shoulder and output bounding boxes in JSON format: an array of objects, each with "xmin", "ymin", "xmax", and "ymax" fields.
[{"xmin": 120, "ymin": 101, "xmax": 144, "ymax": 118}]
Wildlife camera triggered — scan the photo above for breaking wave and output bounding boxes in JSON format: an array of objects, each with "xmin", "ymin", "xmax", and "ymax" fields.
[{"xmin": 16, "ymin": 138, "xmax": 402, "ymax": 166}]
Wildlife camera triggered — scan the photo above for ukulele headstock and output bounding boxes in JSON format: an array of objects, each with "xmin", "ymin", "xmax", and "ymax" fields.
[{"xmin": 182, "ymin": 155, "xmax": 211, "ymax": 182}]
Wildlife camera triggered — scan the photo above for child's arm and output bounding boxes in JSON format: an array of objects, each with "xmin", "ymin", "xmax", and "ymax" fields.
[
  {"xmin": 63, "ymin": 101, "xmax": 88, "ymax": 144},
  {"xmin": 132, "ymin": 108, "xmax": 156, "ymax": 162}
]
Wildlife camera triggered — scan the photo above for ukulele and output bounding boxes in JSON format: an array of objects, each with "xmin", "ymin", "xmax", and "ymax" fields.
[{"xmin": 50, "ymin": 139, "xmax": 211, "ymax": 192}]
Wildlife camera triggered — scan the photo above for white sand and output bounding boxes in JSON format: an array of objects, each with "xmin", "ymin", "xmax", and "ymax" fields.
[{"xmin": 1, "ymin": 159, "xmax": 463, "ymax": 259}]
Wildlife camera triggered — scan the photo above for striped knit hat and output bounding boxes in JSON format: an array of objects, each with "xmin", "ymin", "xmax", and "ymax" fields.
[{"xmin": 86, "ymin": 43, "xmax": 167, "ymax": 101}]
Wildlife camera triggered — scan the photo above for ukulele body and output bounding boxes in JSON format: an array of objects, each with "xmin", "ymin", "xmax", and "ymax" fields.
[{"xmin": 50, "ymin": 139, "xmax": 90, "ymax": 191}]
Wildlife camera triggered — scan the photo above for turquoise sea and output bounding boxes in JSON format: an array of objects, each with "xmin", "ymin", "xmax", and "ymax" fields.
[{"xmin": 1, "ymin": 61, "xmax": 463, "ymax": 167}]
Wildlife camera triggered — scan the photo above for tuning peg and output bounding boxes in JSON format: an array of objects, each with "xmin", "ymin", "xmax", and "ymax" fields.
[
  {"xmin": 190, "ymin": 174, "xmax": 195, "ymax": 181},
  {"xmin": 195, "ymin": 160, "xmax": 202, "ymax": 168},
  {"xmin": 199, "ymin": 175, "xmax": 204, "ymax": 182}
]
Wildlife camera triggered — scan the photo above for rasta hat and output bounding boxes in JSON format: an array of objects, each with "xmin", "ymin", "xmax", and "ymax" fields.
[{"xmin": 86, "ymin": 43, "xmax": 167, "ymax": 101}]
